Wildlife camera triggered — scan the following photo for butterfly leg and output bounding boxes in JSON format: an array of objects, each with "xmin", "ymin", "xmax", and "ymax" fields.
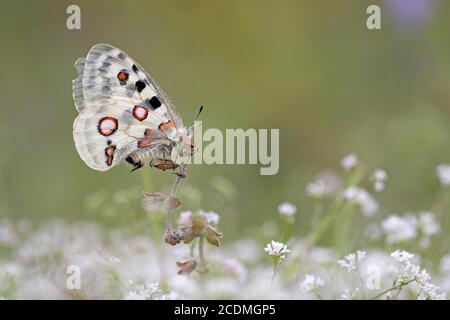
[
  {"xmin": 126, "ymin": 156, "xmax": 143, "ymax": 172},
  {"xmin": 174, "ymin": 171, "xmax": 186, "ymax": 179}
]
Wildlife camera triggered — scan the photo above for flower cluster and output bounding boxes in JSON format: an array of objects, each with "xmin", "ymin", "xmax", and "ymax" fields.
[{"xmin": 337, "ymin": 251, "xmax": 366, "ymax": 272}]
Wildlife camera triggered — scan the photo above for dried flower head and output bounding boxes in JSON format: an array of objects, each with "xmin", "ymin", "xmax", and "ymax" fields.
[
  {"xmin": 176, "ymin": 259, "xmax": 197, "ymax": 275},
  {"xmin": 180, "ymin": 214, "xmax": 223, "ymax": 246},
  {"xmin": 143, "ymin": 192, "xmax": 181, "ymax": 213}
]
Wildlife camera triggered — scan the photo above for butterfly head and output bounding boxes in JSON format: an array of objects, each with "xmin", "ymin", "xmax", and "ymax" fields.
[{"xmin": 168, "ymin": 127, "xmax": 197, "ymax": 164}]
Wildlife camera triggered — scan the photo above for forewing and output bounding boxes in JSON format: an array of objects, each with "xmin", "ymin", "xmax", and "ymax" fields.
[{"xmin": 72, "ymin": 43, "xmax": 181, "ymax": 170}]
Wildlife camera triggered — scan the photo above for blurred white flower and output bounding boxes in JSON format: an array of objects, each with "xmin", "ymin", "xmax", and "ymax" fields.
[
  {"xmin": 436, "ymin": 164, "xmax": 450, "ymax": 186},
  {"xmin": 390, "ymin": 250, "xmax": 445, "ymax": 300},
  {"xmin": 299, "ymin": 274, "xmax": 324, "ymax": 293},
  {"xmin": 340, "ymin": 288, "xmax": 359, "ymax": 300},
  {"xmin": 109, "ymin": 256, "xmax": 120, "ymax": 264},
  {"xmin": 177, "ymin": 211, "xmax": 193, "ymax": 225},
  {"xmin": 306, "ymin": 180, "xmax": 329, "ymax": 198},
  {"xmin": 277, "ymin": 202, "xmax": 297, "ymax": 217},
  {"xmin": 341, "ymin": 153, "xmax": 358, "ymax": 171},
  {"xmin": 417, "ymin": 211, "xmax": 440, "ymax": 237},
  {"xmin": 372, "ymin": 169, "xmax": 388, "ymax": 192},
  {"xmin": 344, "ymin": 187, "xmax": 379, "ymax": 217},
  {"xmin": 225, "ymin": 259, "xmax": 247, "ymax": 282},
  {"xmin": 264, "ymin": 241, "xmax": 290, "ymax": 262},
  {"xmin": 390, "ymin": 250, "xmax": 414, "ymax": 263},
  {"xmin": 338, "ymin": 251, "xmax": 366, "ymax": 272},
  {"xmin": 199, "ymin": 210, "xmax": 220, "ymax": 225},
  {"xmin": 125, "ymin": 282, "xmax": 162, "ymax": 300},
  {"xmin": 381, "ymin": 214, "xmax": 417, "ymax": 243},
  {"xmin": 440, "ymin": 255, "xmax": 450, "ymax": 273}
]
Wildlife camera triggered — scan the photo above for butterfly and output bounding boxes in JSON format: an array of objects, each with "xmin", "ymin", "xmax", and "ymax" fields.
[{"xmin": 72, "ymin": 43, "xmax": 199, "ymax": 175}]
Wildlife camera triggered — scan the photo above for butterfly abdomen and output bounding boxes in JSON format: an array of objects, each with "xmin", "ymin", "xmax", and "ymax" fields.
[{"xmin": 126, "ymin": 147, "xmax": 154, "ymax": 169}]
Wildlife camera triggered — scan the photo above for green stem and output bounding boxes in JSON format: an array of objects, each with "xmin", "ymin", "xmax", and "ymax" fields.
[
  {"xmin": 198, "ymin": 235, "xmax": 208, "ymax": 274},
  {"xmin": 270, "ymin": 260, "xmax": 279, "ymax": 285},
  {"xmin": 369, "ymin": 278, "xmax": 416, "ymax": 300}
]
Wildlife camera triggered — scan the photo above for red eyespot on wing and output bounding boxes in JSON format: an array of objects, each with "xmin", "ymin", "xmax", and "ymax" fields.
[
  {"xmin": 117, "ymin": 71, "xmax": 128, "ymax": 81},
  {"xmin": 105, "ymin": 145, "xmax": 116, "ymax": 157},
  {"xmin": 158, "ymin": 120, "xmax": 175, "ymax": 132},
  {"xmin": 106, "ymin": 156, "xmax": 114, "ymax": 166},
  {"xmin": 98, "ymin": 117, "xmax": 118, "ymax": 136},
  {"xmin": 138, "ymin": 138, "xmax": 152, "ymax": 148},
  {"xmin": 133, "ymin": 105, "xmax": 149, "ymax": 121},
  {"xmin": 144, "ymin": 129, "xmax": 154, "ymax": 137},
  {"xmin": 104, "ymin": 145, "xmax": 116, "ymax": 166}
]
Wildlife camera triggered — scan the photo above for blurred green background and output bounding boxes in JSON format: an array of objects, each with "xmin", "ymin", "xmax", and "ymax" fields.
[{"xmin": 1, "ymin": 0, "xmax": 450, "ymax": 239}]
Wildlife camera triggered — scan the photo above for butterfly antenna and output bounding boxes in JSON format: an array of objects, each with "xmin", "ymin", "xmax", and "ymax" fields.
[{"xmin": 187, "ymin": 105, "xmax": 204, "ymax": 128}]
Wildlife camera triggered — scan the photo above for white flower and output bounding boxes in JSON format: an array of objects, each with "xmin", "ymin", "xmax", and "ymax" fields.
[
  {"xmin": 372, "ymin": 169, "xmax": 388, "ymax": 192},
  {"xmin": 417, "ymin": 211, "xmax": 440, "ymax": 237},
  {"xmin": 390, "ymin": 250, "xmax": 445, "ymax": 300},
  {"xmin": 341, "ymin": 153, "xmax": 358, "ymax": 171},
  {"xmin": 177, "ymin": 211, "xmax": 192, "ymax": 225},
  {"xmin": 299, "ymin": 274, "xmax": 324, "ymax": 292},
  {"xmin": 277, "ymin": 202, "xmax": 297, "ymax": 217},
  {"xmin": 340, "ymin": 288, "xmax": 359, "ymax": 300},
  {"xmin": 390, "ymin": 250, "xmax": 414, "ymax": 263},
  {"xmin": 436, "ymin": 164, "xmax": 450, "ymax": 186},
  {"xmin": 225, "ymin": 259, "xmax": 247, "ymax": 282},
  {"xmin": 344, "ymin": 187, "xmax": 379, "ymax": 217},
  {"xmin": 109, "ymin": 256, "xmax": 120, "ymax": 264},
  {"xmin": 125, "ymin": 282, "xmax": 162, "ymax": 300},
  {"xmin": 439, "ymin": 255, "xmax": 450, "ymax": 273},
  {"xmin": 374, "ymin": 169, "xmax": 388, "ymax": 182},
  {"xmin": 338, "ymin": 251, "xmax": 366, "ymax": 272},
  {"xmin": 381, "ymin": 214, "xmax": 417, "ymax": 243},
  {"xmin": 199, "ymin": 210, "xmax": 220, "ymax": 225},
  {"xmin": 264, "ymin": 240, "xmax": 290, "ymax": 261},
  {"xmin": 306, "ymin": 180, "xmax": 329, "ymax": 198}
]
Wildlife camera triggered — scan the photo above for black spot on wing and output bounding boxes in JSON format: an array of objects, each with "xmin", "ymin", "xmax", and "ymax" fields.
[
  {"xmin": 132, "ymin": 64, "xmax": 139, "ymax": 73},
  {"xmin": 117, "ymin": 52, "xmax": 126, "ymax": 60},
  {"xmin": 135, "ymin": 80, "xmax": 146, "ymax": 93},
  {"xmin": 148, "ymin": 96, "xmax": 162, "ymax": 110}
]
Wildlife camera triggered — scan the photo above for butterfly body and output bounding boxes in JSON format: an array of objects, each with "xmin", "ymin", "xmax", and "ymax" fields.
[{"xmin": 72, "ymin": 44, "xmax": 195, "ymax": 173}]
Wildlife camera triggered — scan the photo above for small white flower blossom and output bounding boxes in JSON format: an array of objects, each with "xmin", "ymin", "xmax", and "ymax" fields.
[
  {"xmin": 381, "ymin": 214, "xmax": 417, "ymax": 243},
  {"xmin": 436, "ymin": 164, "xmax": 450, "ymax": 186},
  {"xmin": 264, "ymin": 240, "xmax": 290, "ymax": 263},
  {"xmin": 340, "ymin": 287, "xmax": 359, "ymax": 300},
  {"xmin": 177, "ymin": 211, "xmax": 192, "ymax": 225},
  {"xmin": 109, "ymin": 256, "xmax": 120, "ymax": 264},
  {"xmin": 390, "ymin": 250, "xmax": 414, "ymax": 263},
  {"xmin": 299, "ymin": 274, "xmax": 324, "ymax": 293},
  {"xmin": 341, "ymin": 153, "xmax": 358, "ymax": 171},
  {"xmin": 306, "ymin": 180, "xmax": 329, "ymax": 198},
  {"xmin": 277, "ymin": 202, "xmax": 297, "ymax": 217},
  {"xmin": 439, "ymin": 255, "xmax": 450, "ymax": 273},
  {"xmin": 372, "ymin": 169, "xmax": 388, "ymax": 192},
  {"xmin": 338, "ymin": 251, "xmax": 366, "ymax": 272},
  {"xmin": 344, "ymin": 187, "xmax": 379, "ymax": 217},
  {"xmin": 125, "ymin": 282, "xmax": 162, "ymax": 300},
  {"xmin": 199, "ymin": 210, "xmax": 220, "ymax": 225},
  {"xmin": 417, "ymin": 211, "xmax": 440, "ymax": 237}
]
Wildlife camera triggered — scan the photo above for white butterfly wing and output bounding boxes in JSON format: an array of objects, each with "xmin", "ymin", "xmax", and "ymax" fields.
[{"xmin": 72, "ymin": 43, "xmax": 182, "ymax": 171}]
